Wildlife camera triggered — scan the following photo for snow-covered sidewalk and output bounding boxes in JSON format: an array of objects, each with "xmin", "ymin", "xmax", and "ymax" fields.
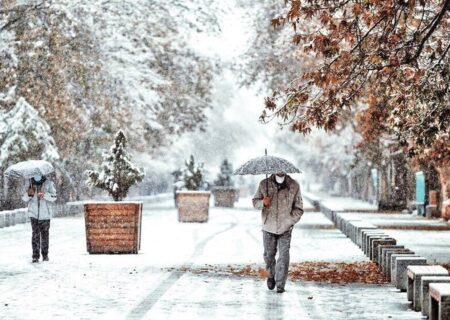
[
  {"xmin": 303, "ymin": 191, "xmax": 378, "ymax": 212},
  {"xmin": 0, "ymin": 197, "xmax": 423, "ymax": 319}
]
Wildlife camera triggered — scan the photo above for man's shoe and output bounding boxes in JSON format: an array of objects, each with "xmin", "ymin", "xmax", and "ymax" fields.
[
  {"xmin": 32, "ymin": 258, "xmax": 39, "ymax": 263},
  {"xmin": 276, "ymin": 287, "xmax": 285, "ymax": 293},
  {"xmin": 267, "ymin": 277, "xmax": 275, "ymax": 290},
  {"xmin": 43, "ymin": 256, "xmax": 49, "ymax": 261}
]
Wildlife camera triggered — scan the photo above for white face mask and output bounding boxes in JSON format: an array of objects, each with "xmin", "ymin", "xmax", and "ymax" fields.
[
  {"xmin": 33, "ymin": 175, "xmax": 42, "ymax": 182},
  {"xmin": 275, "ymin": 175, "xmax": 285, "ymax": 184}
]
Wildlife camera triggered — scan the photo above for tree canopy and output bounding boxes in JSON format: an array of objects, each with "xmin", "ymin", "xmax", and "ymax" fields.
[{"xmin": 262, "ymin": 0, "xmax": 449, "ymax": 165}]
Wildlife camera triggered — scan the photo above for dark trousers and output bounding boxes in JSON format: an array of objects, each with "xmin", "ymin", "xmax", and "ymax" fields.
[
  {"xmin": 31, "ymin": 218, "xmax": 50, "ymax": 259},
  {"xmin": 263, "ymin": 229, "xmax": 292, "ymax": 289}
]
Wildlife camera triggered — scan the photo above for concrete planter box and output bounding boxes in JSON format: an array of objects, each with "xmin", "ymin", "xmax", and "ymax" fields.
[
  {"xmin": 176, "ymin": 191, "xmax": 210, "ymax": 222},
  {"xmin": 84, "ymin": 202, "xmax": 143, "ymax": 254},
  {"xmin": 212, "ymin": 187, "xmax": 238, "ymax": 208}
]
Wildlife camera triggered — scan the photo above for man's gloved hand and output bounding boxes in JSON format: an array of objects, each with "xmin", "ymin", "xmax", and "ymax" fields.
[
  {"xmin": 263, "ymin": 196, "xmax": 271, "ymax": 207},
  {"xmin": 27, "ymin": 187, "xmax": 35, "ymax": 197}
]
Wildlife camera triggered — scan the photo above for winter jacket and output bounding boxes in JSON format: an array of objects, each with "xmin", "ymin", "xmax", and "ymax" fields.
[
  {"xmin": 21, "ymin": 180, "xmax": 57, "ymax": 220},
  {"xmin": 252, "ymin": 174, "xmax": 303, "ymax": 235}
]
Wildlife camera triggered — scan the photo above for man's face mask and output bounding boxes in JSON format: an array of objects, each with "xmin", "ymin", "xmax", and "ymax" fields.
[
  {"xmin": 275, "ymin": 174, "xmax": 285, "ymax": 184},
  {"xmin": 33, "ymin": 175, "xmax": 42, "ymax": 182}
]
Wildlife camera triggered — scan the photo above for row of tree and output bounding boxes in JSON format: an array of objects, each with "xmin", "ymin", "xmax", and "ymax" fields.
[
  {"xmin": 172, "ymin": 156, "xmax": 235, "ymax": 191},
  {"xmin": 0, "ymin": 0, "xmax": 222, "ymax": 208},
  {"xmin": 242, "ymin": 0, "xmax": 449, "ymax": 213}
]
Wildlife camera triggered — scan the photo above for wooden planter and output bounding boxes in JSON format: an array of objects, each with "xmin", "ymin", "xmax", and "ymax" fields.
[
  {"xmin": 176, "ymin": 191, "xmax": 210, "ymax": 222},
  {"xmin": 84, "ymin": 202, "xmax": 142, "ymax": 254},
  {"xmin": 212, "ymin": 187, "xmax": 238, "ymax": 208}
]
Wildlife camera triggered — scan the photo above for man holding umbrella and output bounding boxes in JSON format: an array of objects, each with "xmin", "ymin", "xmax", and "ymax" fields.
[
  {"xmin": 252, "ymin": 172, "xmax": 303, "ymax": 293},
  {"xmin": 235, "ymin": 151, "xmax": 303, "ymax": 293}
]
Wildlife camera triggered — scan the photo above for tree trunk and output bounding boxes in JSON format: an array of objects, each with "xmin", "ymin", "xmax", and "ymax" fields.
[
  {"xmin": 436, "ymin": 166, "xmax": 450, "ymax": 219},
  {"xmin": 378, "ymin": 154, "xmax": 408, "ymax": 211}
]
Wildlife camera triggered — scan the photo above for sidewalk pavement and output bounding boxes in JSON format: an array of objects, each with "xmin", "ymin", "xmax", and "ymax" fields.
[
  {"xmin": 303, "ymin": 191, "xmax": 378, "ymax": 212},
  {"xmin": 0, "ymin": 196, "xmax": 425, "ymax": 319}
]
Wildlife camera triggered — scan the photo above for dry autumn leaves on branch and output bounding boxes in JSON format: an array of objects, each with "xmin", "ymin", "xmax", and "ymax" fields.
[{"xmin": 262, "ymin": 0, "xmax": 449, "ymax": 166}]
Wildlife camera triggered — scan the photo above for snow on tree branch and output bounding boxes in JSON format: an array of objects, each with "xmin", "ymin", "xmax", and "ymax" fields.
[
  {"xmin": 86, "ymin": 130, "xmax": 145, "ymax": 201},
  {"xmin": 259, "ymin": 0, "xmax": 449, "ymax": 165},
  {"xmin": 0, "ymin": 89, "xmax": 59, "ymax": 168}
]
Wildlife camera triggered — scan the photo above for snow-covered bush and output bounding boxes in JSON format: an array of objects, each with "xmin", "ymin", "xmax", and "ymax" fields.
[
  {"xmin": 86, "ymin": 130, "xmax": 145, "ymax": 201},
  {"xmin": 181, "ymin": 155, "xmax": 205, "ymax": 191},
  {"xmin": 0, "ymin": 90, "xmax": 59, "ymax": 168},
  {"xmin": 214, "ymin": 159, "xmax": 234, "ymax": 187}
]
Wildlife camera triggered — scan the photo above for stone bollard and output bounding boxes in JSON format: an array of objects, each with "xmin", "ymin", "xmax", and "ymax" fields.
[
  {"xmin": 336, "ymin": 214, "xmax": 345, "ymax": 231},
  {"xmin": 14, "ymin": 209, "xmax": 27, "ymax": 224},
  {"xmin": 4, "ymin": 211, "xmax": 12, "ymax": 227},
  {"xmin": 421, "ymin": 276, "xmax": 450, "ymax": 317},
  {"xmin": 331, "ymin": 211, "xmax": 338, "ymax": 224},
  {"xmin": 365, "ymin": 234, "xmax": 389, "ymax": 256},
  {"xmin": 379, "ymin": 246, "xmax": 405, "ymax": 271},
  {"xmin": 377, "ymin": 245, "xmax": 403, "ymax": 267},
  {"xmin": 347, "ymin": 221, "xmax": 376, "ymax": 245},
  {"xmin": 406, "ymin": 265, "xmax": 448, "ymax": 311},
  {"xmin": 357, "ymin": 226, "xmax": 377, "ymax": 247},
  {"xmin": 385, "ymin": 250, "xmax": 414, "ymax": 277},
  {"xmin": 361, "ymin": 230, "xmax": 384, "ymax": 249},
  {"xmin": 343, "ymin": 219, "xmax": 361, "ymax": 240},
  {"xmin": 392, "ymin": 256, "xmax": 427, "ymax": 291},
  {"xmin": 348, "ymin": 222, "xmax": 363, "ymax": 243},
  {"xmin": 429, "ymin": 283, "xmax": 450, "ymax": 320},
  {"xmin": 390, "ymin": 253, "xmax": 418, "ymax": 283},
  {"xmin": 356, "ymin": 225, "xmax": 377, "ymax": 247},
  {"xmin": 13, "ymin": 210, "xmax": 22, "ymax": 224},
  {"xmin": 361, "ymin": 231, "xmax": 385, "ymax": 254},
  {"xmin": 10, "ymin": 212, "xmax": 16, "ymax": 226},
  {"xmin": 0, "ymin": 212, "xmax": 5, "ymax": 228},
  {"xmin": 320, "ymin": 205, "xmax": 333, "ymax": 221},
  {"xmin": 371, "ymin": 238, "xmax": 397, "ymax": 262}
]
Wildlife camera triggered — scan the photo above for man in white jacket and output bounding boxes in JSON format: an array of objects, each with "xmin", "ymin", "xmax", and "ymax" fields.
[{"xmin": 22, "ymin": 175, "xmax": 57, "ymax": 263}]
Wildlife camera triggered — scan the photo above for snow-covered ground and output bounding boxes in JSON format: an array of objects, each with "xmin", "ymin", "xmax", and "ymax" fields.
[
  {"xmin": 0, "ymin": 197, "xmax": 424, "ymax": 319},
  {"xmin": 314, "ymin": 195, "xmax": 378, "ymax": 212}
]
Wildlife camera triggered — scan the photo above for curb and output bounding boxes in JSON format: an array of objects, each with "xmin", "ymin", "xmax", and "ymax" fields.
[{"xmin": 319, "ymin": 201, "xmax": 450, "ymax": 318}]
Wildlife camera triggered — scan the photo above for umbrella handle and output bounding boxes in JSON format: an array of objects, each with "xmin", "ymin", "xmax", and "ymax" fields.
[{"xmin": 265, "ymin": 149, "xmax": 268, "ymax": 197}]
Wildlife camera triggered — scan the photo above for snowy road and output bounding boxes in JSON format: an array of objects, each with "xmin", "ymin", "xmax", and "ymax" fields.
[{"xmin": 0, "ymin": 198, "xmax": 423, "ymax": 319}]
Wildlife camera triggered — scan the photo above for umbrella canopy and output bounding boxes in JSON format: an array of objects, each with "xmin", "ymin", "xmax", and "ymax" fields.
[
  {"xmin": 233, "ymin": 154, "xmax": 301, "ymax": 175},
  {"xmin": 4, "ymin": 160, "xmax": 55, "ymax": 180}
]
